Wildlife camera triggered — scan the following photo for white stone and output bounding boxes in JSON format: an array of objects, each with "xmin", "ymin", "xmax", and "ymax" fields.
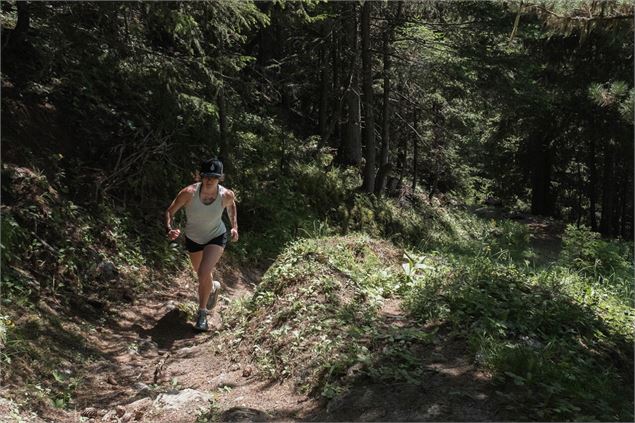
[{"xmin": 154, "ymin": 388, "xmax": 212, "ymax": 410}]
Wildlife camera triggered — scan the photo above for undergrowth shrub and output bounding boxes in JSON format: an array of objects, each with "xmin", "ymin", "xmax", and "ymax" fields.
[
  {"xmin": 560, "ymin": 224, "xmax": 633, "ymax": 299},
  {"xmin": 1, "ymin": 163, "xmax": 186, "ymax": 298},
  {"xmin": 231, "ymin": 179, "xmax": 320, "ymax": 263},
  {"xmin": 291, "ymin": 150, "xmax": 360, "ymax": 216},
  {"xmin": 229, "ymin": 127, "xmax": 535, "ymax": 265},
  {"xmin": 0, "ymin": 163, "xmax": 190, "ymax": 410},
  {"xmin": 222, "ymin": 235, "xmax": 437, "ymax": 398},
  {"xmin": 229, "ymin": 119, "xmax": 333, "ymax": 263},
  {"xmin": 402, "ymin": 252, "xmax": 634, "ymax": 421}
]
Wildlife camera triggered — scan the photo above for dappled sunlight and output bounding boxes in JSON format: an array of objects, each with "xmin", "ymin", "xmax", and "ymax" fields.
[{"xmin": 1, "ymin": 0, "xmax": 632, "ymax": 421}]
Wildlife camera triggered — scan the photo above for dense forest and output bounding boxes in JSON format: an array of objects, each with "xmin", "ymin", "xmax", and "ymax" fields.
[{"xmin": 0, "ymin": 1, "xmax": 633, "ymax": 422}]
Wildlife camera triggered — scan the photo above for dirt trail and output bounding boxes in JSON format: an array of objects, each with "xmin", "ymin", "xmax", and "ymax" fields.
[
  {"xmin": 29, "ymin": 264, "xmax": 321, "ymax": 422},
  {"xmin": 20, "ymin": 261, "xmax": 504, "ymax": 422},
  {"xmin": 525, "ymin": 216, "xmax": 564, "ymax": 264},
  {"xmin": 309, "ymin": 298, "xmax": 500, "ymax": 422}
]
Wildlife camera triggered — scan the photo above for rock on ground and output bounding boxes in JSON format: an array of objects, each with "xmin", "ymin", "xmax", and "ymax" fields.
[{"xmin": 154, "ymin": 388, "xmax": 212, "ymax": 411}]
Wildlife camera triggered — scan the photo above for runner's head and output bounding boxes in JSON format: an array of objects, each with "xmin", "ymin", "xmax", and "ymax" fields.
[{"xmin": 197, "ymin": 158, "xmax": 224, "ymax": 184}]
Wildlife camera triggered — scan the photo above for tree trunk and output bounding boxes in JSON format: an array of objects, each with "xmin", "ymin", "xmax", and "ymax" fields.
[
  {"xmin": 375, "ymin": 163, "xmax": 393, "ymax": 196},
  {"xmin": 217, "ymin": 86, "xmax": 231, "ymax": 181},
  {"xmin": 428, "ymin": 103, "xmax": 444, "ymax": 200},
  {"xmin": 615, "ymin": 175, "xmax": 624, "ymax": 238},
  {"xmin": 619, "ymin": 189, "xmax": 627, "ymax": 238},
  {"xmin": 256, "ymin": 3, "xmax": 278, "ymax": 66},
  {"xmin": 398, "ymin": 133, "xmax": 406, "ymax": 187},
  {"xmin": 620, "ymin": 170, "xmax": 633, "ymax": 239},
  {"xmin": 2, "ymin": 1, "xmax": 30, "ymax": 51},
  {"xmin": 375, "ymin": 23, "xmax": 391, "ymax": 195},
  {"xmin": 395, "ymin": 89, "xmax": 406, "ymax": 188},
  {"xmin": 530, "ymin": 132, "xmax": 555, "ymax": 216},
  {"xmin": 412, "ymin": 109, "xmax": 419, "ymax": 193},
  {"xmin": 361, "ymin": 1, "xmax": 375, "ymax": 193},
  {"xmin": 341, "ymin": 89, "xmax": 362, "ymax": 166},
  {"xmin": 575, "ymin": 162, "xmax": 583, "ymax": 226},
  {"xmin": 599, "ymin": 142, "xmax": 616, "ymax": 236},
  {"xmin": 331, "ymin": 25, "xmax": 342, "ymax": 149},
  {"xmin": 319, "ymin": 38, "xmax": 329, "ymax": 147},
  {"xmin": 374, "ymin": 2, "xmax": 401, "ymax": 195},
  {"xmin": 280, "ymin": 127, "xmax": 288, "ymax": 175},
  {"xmin": 588, "ymin": 137, "xmax": 598, "ymax": 230},
  {"xmin": 337, "ymin": 3, "xmax": 362, "ymax": 166}
]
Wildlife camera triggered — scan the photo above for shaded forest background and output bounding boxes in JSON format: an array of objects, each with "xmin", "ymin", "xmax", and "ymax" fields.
[
  {"xmin": 2, "ymin": 0, "xmax": 633, "ymax": 242},
  {"xmin": 0, "ymin": 1, "xmax": 633, "ymax": 422}
]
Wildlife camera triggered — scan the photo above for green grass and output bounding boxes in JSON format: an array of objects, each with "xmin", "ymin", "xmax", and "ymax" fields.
[
  {"xmin": 0, "ymin": 163, "xmax": 188, "ymax": 411},
  {"xmin": 401, "ymin": 227, "xmax": 634, "ymax": 421},
  {"xmin": 3, "ymin": 155, "xmax": 632, "ymax": 421},
  {"xmin": 222, "ymin": 174, "xmax": 634, "ymax": 421},
  {"xmin": 222, "ymin": 234, "xmax": 435, "ymax": 398},
  {"xmin": 0, "ymin": 309, "xmax": 100, "ymax": 411}
]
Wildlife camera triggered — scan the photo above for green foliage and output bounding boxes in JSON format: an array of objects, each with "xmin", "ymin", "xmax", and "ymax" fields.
[
  {"xmin": 224, "ymin": 235, "xmax": 435, "ymax": 397},
  {"xmin": 0, "ymin": 309, "xmax": 96, "ymax": 412},
  {"xmin": 560, "ymin": 224, "xmax": 634, "ymax": 299},
  {"xmin": 231, "ymin": 191, "xmax": 631, "ymax": 419},
  {"xmin": 0, "ymin": 164, "xmax": 182, "ymax": 307},
  {"xmin": 50, "ymin": 369, "xmax": 81, "ymax": 409},
  {"xmin": 232, "ymin": 180, "xmax": 320, "ymax": 263},
  {"xmin": 292, "ymin": 155, "xmax": 361, "ymax": 216},
  {"xmin": 1, "ymin": 0, "xmax": 633, "ymax": 419},
  {"xmin": 2, "ymin": 1, "xmax": 269, "ymax": 210},
  {"xmin": 0, "ymin": 214, "xmax": 23, "ymax": 264},
  {"xmin": 392, "ymin": 201, "xmax": 533, "ymax": 262},
  {"xmin": 588, "ymin": 81, "xmax": 634, "ymax": 124},
  {"xmin": 401, "ymin": 248, "xmax": 634, "ymax": 421}
]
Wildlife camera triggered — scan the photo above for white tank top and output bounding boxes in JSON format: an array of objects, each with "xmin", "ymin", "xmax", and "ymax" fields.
[{"xmin": 184, "ymin": 183, "xmax": 226, "ymax": 244}]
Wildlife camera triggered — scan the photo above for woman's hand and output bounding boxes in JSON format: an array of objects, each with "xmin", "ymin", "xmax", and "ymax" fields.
[
  {"xmin": 167, "ymin": 228, "xmax": 181, "ymax": 241},
  {"xmin": 231, "ymin": 228, "xmax": 239, "ymax": 242}
]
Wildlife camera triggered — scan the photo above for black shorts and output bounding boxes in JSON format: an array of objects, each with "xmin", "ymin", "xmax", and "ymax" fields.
[{"xmin": 185, "ymin": 232, "xmax": 227, "ymax": 253}]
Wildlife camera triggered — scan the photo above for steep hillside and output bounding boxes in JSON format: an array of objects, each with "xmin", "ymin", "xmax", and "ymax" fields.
[{"xmin": 1, "ymin": 171, "xmax": 632, "ymax": 422}]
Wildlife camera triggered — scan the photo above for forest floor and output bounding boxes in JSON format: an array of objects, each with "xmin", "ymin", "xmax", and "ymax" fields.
[
  {"xmin": 2, "ymin": 216, "xmax": 564, "ymax": 423},
  {"xmin": 9, "ymin": 267, "xmax": 500, "ymax": 422},
  {"xmin": 473, "ymin": 206, "xmax": 564, "ymax": 265}
]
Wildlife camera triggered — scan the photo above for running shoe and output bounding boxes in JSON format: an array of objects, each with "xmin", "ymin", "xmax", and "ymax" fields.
[
  {"xmin": 194, "ymin": 310, "xmax": 208, "ymax": 331},
  {"xmin": 206, "ymin": 280, "xmax": 222, "ymax": 310}
]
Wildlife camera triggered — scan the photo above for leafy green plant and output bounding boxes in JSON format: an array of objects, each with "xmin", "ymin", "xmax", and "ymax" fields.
[
  {"xmin": 401, "ymin": 250, "xmax": 634, "ymax": 421},
  {"xmin": 195, "ymin": 398, "xmax": 221, "ymax": 423},
  {"xmin": 561, "ymin": 225, "xmax": 632, "ymax": 276},
  {"xmin": 226, "ymin": 235, "xmax": 434, "ymax": 398},
  {"xmin": 51, "ymin": 370, "xmax": 81, "ymax": 409},
  {"xmin": 0, "ymin": 214, "xmax": 23, "ymax": 265},
  {"xmin": 560, "ymin": 224, "xmax": 634, "ymax": 300}
]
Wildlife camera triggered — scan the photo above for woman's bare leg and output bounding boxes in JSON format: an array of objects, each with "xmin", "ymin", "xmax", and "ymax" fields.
[
  {"xmin": 188, "ymin": 251, "xmax": 203, "ymax": 274},
  {"xmin": 196, "ymin": 244, "xmax": 224, "ymax": 309}
]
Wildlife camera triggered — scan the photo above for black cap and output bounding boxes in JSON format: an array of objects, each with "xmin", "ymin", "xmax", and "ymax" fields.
[{"xmin": 200, "ymin": 158, "xmax": 223, "ymax": 177}]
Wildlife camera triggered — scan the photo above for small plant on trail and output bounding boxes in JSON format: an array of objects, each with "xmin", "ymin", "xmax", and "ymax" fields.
[
  {"xmin": 51, "ymin": 369, "xmax": 81, "ymax": 409},
  {"xmin": 195, "ymin": 398, "xmax": 221, "ymax": 423}
]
